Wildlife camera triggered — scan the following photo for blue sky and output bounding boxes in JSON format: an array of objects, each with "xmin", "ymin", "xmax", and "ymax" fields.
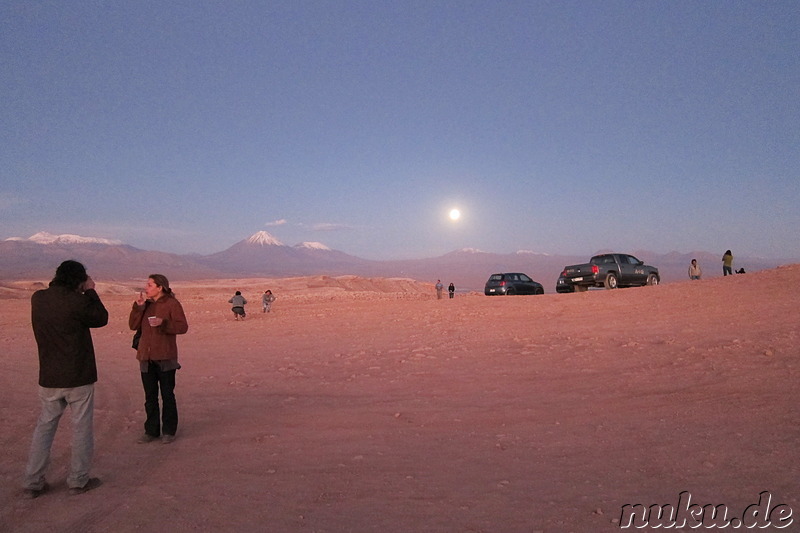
[{"xmin": 2, "ymin": 1, "xmax": 798, "ymax": 260}]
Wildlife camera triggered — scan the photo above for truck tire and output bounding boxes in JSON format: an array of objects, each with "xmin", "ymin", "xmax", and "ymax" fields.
[
  {"xmin": 604, "ymin": 273, "xmax": 618, "ymax": 289},
  {"xmin": 646, "ymin": 274, "xmax": 659, "ymax": 286}
]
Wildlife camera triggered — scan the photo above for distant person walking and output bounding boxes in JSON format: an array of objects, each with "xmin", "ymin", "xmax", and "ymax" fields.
[
  {"xmin": 448, "ymin": 282, "xmax": 455, "ymax": 298},
  {"xmin": 722, "ymin": 250, "xmax": 734, "ymax": 276},
  {"xmin": 23, "ymin": 260, "xmax": 108, "ymax": 498},
  {"xmin": 435, "ymin": 280, "xmax": 443, "ymax": 300},
  {"xmin": 130, "ymin": 274, "xmax": 189, "ymax": 444},
  {"xmin": 229, "ymin": 291, "xmax": 247, "ymax": 320},
  {"xmin": 688, "ymin": 259, "xmax": 702, "ymax": 280},
  {"xmin": 262, "ymin": 290, "xmax": 275, "ymax": 313}
]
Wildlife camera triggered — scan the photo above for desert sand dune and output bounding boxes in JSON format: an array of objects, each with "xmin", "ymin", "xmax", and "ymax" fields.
[{"xmin": 1, "ymin": 267, "xmax": 798, "ymax": 531}]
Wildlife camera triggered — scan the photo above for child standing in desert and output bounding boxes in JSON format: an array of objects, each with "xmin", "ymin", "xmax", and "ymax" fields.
[{"xmin": 262, "ymin": 290, "xmax": 276, "ymax": 313}]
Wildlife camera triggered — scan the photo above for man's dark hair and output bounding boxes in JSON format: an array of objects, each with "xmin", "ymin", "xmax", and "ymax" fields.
[{"xmin": 51, "ymin": 260, "xmax": 88, "ymax": 291}]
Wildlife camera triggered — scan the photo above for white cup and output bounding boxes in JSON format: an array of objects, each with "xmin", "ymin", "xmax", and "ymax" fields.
[{"xmin": 147, "ymin": 316, "xmax": 159, "ymax": 326}]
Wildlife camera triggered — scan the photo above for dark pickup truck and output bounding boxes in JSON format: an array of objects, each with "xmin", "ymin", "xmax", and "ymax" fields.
[{"xmin": 561, "ymin": 253, "xmax": 660, "ymax": 291}]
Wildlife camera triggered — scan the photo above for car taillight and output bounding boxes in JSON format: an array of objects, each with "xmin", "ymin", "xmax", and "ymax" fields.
[
  {"xmin": 592, "ymin": 265, "xmax": 599, "ymax": 274},
  {"xmin": 499, "ymin": 281, "xmax": 506, "ymax": 286},
  {"xmin": 561, "ymin": 270, "xmax": 566, "ymax": 276}
]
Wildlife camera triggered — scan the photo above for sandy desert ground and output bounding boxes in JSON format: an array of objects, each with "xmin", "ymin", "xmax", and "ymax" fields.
[{"xmin": 1, "ymin": 267, "xmax": 798, "ymax": 532}]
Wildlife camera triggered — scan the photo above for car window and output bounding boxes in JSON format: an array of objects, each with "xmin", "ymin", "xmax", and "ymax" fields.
[
  {"xmin": 490, "ymin": 275, "xmax": 502, "ymax": 281},
  {"xmin": 520, "ymin": 274, "xmax": 532, "ymax": 282},
  {"xmin": 510, "ymin": 274, "xmax": 519, "ymax": 281}
]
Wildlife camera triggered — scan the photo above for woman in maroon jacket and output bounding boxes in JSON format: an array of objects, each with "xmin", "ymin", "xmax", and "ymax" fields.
[{"xmin": 129, "ymin": 274, "xmax": 188, "ymax": 444}]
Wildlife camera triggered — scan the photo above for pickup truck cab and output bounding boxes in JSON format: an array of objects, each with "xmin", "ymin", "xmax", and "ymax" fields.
[{"xmin": 561, "ymin": 253, "xmax": 659, "ymax": 291}]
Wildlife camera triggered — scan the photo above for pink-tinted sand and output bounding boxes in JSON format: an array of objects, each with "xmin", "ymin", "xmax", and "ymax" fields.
[{"xmin": 1, "ymin": 267, "xmax": 798, "ymax": 531}]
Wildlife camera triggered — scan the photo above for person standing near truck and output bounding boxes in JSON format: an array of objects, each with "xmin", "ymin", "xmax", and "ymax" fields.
[{"xmin": 688, "ymin": 259, "xmax": 702, "ymax": 280}]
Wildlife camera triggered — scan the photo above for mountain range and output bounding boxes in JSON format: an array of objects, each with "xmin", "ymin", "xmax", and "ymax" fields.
[{"xmin": 1, "ymin": 231, "xmax": 793, "ymax": 291}]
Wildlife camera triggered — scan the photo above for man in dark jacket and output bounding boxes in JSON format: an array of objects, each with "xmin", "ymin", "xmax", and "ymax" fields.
[{"xmin": 22, "ymin": 260, "xmax": 108, "ymax": 498}]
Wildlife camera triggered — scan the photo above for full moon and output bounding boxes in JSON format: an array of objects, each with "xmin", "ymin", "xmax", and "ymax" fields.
[{"xmin": 449, "ymin": 208, "xmax": 461, "ymax": 221}]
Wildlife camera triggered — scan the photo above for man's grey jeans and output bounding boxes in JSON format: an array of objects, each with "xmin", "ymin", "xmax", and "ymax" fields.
[{"xmin": 23, "ymin": 384, "xmax": 94, "ymax": 490}]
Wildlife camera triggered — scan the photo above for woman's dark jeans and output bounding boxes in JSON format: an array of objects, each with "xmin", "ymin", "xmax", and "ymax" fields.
[{"xmin": 141, "ymin": 363, "xmax": 177, "ymax": 437}]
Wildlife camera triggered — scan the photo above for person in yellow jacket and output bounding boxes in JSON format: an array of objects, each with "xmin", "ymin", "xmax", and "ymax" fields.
[{"xmin": 722, "ymin": 250, "xmax": 734, "ymax": 276}]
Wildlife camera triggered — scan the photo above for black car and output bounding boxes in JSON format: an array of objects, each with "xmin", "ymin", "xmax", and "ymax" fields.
[
  {"xmin": 484, "ymin": 273, "xmax": 544, "ymax": 295},
  {"xmin": 556, "ymin": 274, "xmax": 575, "ymax": 293}
]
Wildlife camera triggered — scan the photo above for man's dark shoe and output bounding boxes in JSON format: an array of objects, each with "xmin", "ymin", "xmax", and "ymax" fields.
[
  {"xmin": 161, "ymin": 434, "xmax": 176, "ymax": 444},
  {"xmin": 137, "ymin": 433, "xmax": 159, "ymax": 444},
  {"xmin": 69, "ymin": 477, "xmax": 102, "ymax": 496},
  {"xmin": 22, "ymin": 483, "xmax": 49, "ymax": 499}
]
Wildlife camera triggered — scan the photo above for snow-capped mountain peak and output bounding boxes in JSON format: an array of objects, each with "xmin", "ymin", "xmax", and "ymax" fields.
[
  {"xmin": 295, "ymin": 241, "xmax": 331, "ymax": 251},
  {"xmin": 516, "ymin": 249, "xmax": 550, "ymax": 256},
  {"xmin": 15, "ymin": 231, "xmax": 123, "ymax": 246},
  {"xmin": 246, "ymin": 231, "xmax": 284, "ymax": 246}
]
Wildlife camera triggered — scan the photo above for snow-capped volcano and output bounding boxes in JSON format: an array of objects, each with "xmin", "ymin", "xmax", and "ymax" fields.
[
  {"xmin": 7, "ymin": 231, "xmax": 123, "ymax": 246},
  {"xmin": 246, "ymin": 231, "xmax": 284, "ymax": 246},
  {"xmin": 204, "ymin": 231, "xmax": 362, "ymax": 276},
  {"xmin": 245, "ymin": 232, "xmax": 330, "ymax": 251}
]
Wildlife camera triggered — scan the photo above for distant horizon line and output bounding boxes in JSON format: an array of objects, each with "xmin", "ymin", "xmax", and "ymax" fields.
[{"xmin": 3, "ymin": 230, "xmax": 798, "ymax": 264}]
